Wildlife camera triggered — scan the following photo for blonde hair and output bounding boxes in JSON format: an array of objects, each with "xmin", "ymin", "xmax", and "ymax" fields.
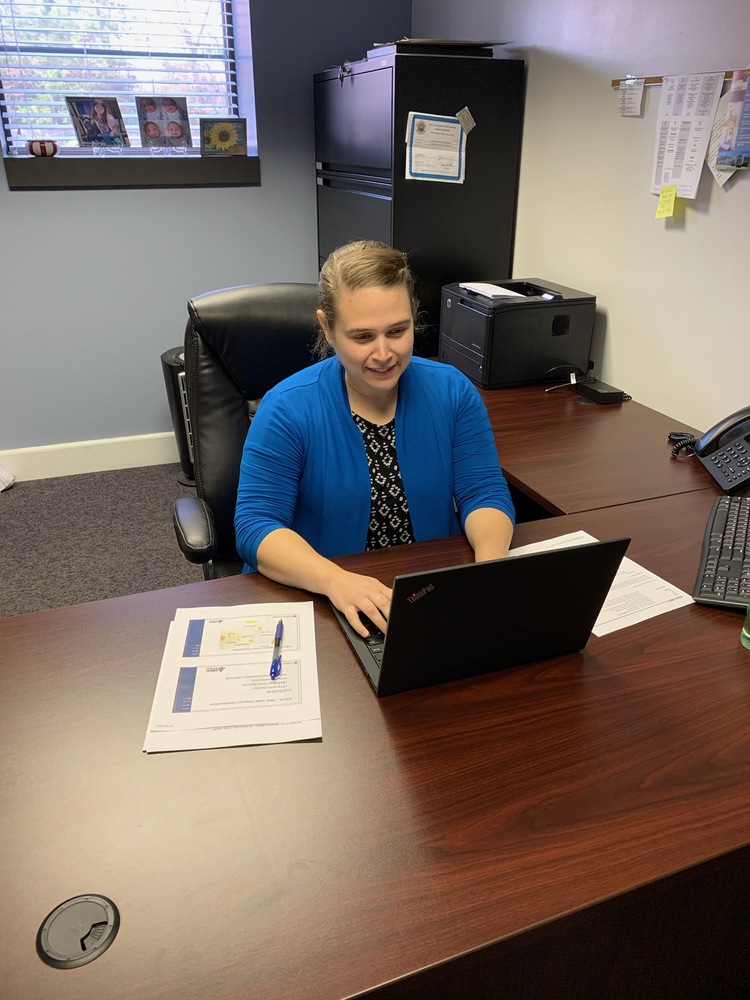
[{"xmin": 315, "ymin": 240, "xmax": 419, "ymax": 357}]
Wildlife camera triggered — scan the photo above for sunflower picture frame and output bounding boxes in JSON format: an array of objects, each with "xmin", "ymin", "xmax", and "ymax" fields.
[{"xmin": 199, "ymin": 117, "xmax": 247, "ymax": 156}]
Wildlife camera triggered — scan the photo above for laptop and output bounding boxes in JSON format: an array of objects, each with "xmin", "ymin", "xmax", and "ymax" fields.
[{"xmin": 332, "ymin": 537, "xmax": 630, "ymax": 697}]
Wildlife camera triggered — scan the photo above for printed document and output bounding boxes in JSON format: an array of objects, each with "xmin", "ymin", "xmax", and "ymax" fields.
[
  {"xmin": 405, "ymin": 112, "xmax": 465, "ymax": 183},
  {"xmin": 651, "ymin": 72, "xmax": 723, "ymax": 198},
  {"xmin": 509, "ymin": 531, "xmax": 693, "ymax": 637},
  {"xmin": 707, "ymin": 90, "xmax": 738, "ymax": 187},
  {"xmin": 715, "ymin": 69, "xmax": 750, "ymax": 170},
  {"xmin": 143, "ymin": 602, "xmax": 321, "ymax": 753},
  {"xmin": 619, "ymin": 78, "xmax": 645, "ymax": 117}
]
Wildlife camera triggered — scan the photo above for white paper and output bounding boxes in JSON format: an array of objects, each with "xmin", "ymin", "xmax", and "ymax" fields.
[
  {"xmin": 619, "ymin": 78, "xmax": 645, "ymax": 117},
  {"xmin": 707, "ymin": 90, "xmax": 737, "ymax": 188},
  {"xmin": 143, "ymin": 602, "xmax": 321, "ymax": 753},
  {"xmin": 458, "ymin": 282, "xmax": 524, "ymax": 298},
  {"xmin": 455, "ymin": 106, "xmax": 476, "ymax": 135},
  {"xmin": 0, "ymin": 461, "xmax": 15, "ymax": 491},
  {"xmin": 508, "ymin": 531, "xmax": 693, "ymax": 637},
  {"xmin": 405, "ymin": 112, "xmax": 465, "ymax": 183},
  {"xmin": 651, "ymin": 72, "xmax": 724, "ymax": 198}
]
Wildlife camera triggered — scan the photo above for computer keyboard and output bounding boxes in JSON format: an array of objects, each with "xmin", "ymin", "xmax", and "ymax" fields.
[
  {"xmin": 693, "ymin": 495, "xmax": 750, "ymax": 609},
  {"xmin": 358, "ymin": 613, "xmax": 386, "ymax": 665}
]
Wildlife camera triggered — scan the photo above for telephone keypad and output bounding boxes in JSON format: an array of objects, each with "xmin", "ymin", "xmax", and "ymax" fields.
[{"xmin": 699, "ymin": 436, "xmax": 750, "ymax": 494}]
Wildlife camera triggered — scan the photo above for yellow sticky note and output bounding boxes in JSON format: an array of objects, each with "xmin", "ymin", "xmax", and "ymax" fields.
[{"xmin": 655, "ymin": 185, "xmax": 677, "ymax": 218}]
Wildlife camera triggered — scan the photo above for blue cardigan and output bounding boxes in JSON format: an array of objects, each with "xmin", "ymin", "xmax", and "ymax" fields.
[{"xmin": 235, "ymin": 356, "xmax": 515, "ymax": 571}]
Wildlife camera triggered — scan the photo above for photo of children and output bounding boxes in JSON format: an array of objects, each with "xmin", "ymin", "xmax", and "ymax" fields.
[
  {"xmin": 166, "ymin": 121, "xmax": 186, "ymax": 143},
  {"xmin": 139, "ymin": 96, "xmax": 161, "ymax": 121},
  {"xmin": 136, "ymin": 95, "xmax": 192, "ymax": 148},
  {"xmin": 66, "ymin": 97, "xmax": 130, "ymax": 147},
  {"xmin": 143, "ymin": 120, "xmax": 166, "ymax": 147}
]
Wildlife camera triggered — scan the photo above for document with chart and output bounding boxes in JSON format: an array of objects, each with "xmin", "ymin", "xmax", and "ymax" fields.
[{"xmin": 143, "ymin": 601, "xmax": 321, "ymax": 753}]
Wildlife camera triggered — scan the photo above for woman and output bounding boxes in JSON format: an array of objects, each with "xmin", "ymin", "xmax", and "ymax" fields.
[
  {"xmin": 235, "ymin": 240, "xmax": 515, "ymax": 637},
  {"xmin": 90, "ymin": 99, "xmax": 120, "ymax": 138}
]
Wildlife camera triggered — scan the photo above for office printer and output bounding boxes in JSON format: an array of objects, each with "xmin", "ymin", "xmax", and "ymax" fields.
[{"xmin": 439, "ymin": 279, "xmax": 596, "ymax": 388}]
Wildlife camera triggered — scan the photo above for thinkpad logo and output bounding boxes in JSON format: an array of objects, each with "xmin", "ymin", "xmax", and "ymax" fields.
[{"xmin": 406, "ymin": 583, "xmax": 435, "ymax": 605}]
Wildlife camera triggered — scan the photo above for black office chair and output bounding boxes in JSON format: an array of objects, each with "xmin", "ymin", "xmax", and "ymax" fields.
[{"xmin": 173, "ymin": 282, "xmax": 319, "ymax": 579}]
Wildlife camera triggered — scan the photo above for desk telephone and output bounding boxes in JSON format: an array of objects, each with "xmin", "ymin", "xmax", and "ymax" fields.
[{"xmin": 671, "ymin": 405, "xmax": 750, "ymax": 494}]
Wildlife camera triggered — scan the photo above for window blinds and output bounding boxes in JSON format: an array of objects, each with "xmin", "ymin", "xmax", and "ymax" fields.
[{"xmin": 0, "ymin": 0, "xmax": 242, "ymax": 153}]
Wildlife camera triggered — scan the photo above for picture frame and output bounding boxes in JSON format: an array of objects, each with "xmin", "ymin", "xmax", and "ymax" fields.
[
  {"xmin": 136, "ymin": 95, "xmax": 192, "ymax": 149},
  {"xmin": 65, "ymin": 97, "xmax": 130, "ymax": 147},
  {"xmin": 199, "ymin": 118, "xmax": 247, "ymax": 156}
]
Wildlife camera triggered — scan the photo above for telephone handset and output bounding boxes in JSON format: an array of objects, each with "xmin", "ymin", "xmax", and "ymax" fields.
[{"xmin": 694, "ymin": 405, "xmax": 750, "ymax": 493}]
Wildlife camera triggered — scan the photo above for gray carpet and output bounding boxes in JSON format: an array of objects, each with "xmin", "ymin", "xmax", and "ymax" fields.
[{"xmin": 0, "ymin": 463, "xmax": 205, "ymax": 618}]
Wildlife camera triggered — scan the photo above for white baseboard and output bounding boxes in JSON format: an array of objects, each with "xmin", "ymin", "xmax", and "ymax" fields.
[{"xmin": 0, "ymin": 432, "xmax": 180, "ymax": 482}]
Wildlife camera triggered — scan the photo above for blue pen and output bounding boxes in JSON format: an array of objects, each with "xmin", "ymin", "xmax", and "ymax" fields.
[{"xmin": 270, "ymin": 619, "xmax": 283, "ymax": 679}]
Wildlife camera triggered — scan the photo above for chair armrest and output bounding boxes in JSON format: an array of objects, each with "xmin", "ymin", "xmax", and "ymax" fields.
[{"xmin": 173, "ymin": 496, "xmax": 219, "ymax": 565}]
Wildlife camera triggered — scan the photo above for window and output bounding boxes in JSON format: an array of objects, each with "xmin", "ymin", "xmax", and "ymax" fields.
[{"xmin": 0, "ymin": 0, "xmax": 258, "ymax": 186}]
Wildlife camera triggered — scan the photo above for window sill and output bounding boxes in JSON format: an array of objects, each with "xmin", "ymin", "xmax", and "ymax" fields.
[{"xmin": 2, "ymin": 153, "xmax": 260, "ymax": 190}]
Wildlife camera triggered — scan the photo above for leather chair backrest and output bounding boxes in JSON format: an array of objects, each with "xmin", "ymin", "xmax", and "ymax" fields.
[{"xmin": 184, "ymin": 282, "xmax": 319, "ymax": 567}]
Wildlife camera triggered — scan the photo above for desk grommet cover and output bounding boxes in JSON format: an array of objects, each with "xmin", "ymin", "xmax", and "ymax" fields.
[{"xmin": 36, "ymin": 893, "xmax": 120, "ymax": 969}]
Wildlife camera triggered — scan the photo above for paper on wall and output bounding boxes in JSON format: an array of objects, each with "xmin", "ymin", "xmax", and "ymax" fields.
[{"xmin": 650, "ymin": 72, "xmax": 724, "ymax": 198}]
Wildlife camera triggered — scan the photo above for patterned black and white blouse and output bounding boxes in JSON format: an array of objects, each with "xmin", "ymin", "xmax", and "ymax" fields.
[{"xmin": 351, "ymin": 412, "xmax": 416, "ymax": 550}]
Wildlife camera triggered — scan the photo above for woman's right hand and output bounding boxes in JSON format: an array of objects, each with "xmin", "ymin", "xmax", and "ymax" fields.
[
  {"xmin": 326, "ymin": 569, "xmax": 392, "ymax": 638},
  {"xmin": 254, "ymin": 529, "xmax": 392, "ymax": 638}
]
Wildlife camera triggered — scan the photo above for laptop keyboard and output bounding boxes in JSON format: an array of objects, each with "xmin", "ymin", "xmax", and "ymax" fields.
[{"xmin": 359, "ymin": 614, "xmax": 386, "ymax": 666}]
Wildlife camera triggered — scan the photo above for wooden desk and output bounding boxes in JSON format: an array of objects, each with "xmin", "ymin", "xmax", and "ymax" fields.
[
  {"xmin": 478, "ymin": 384, "xmax": 720, "ymax": 513},
  {"xmin": 3, "ymin": 490, "xmax": 750, "ymax": 1000}
]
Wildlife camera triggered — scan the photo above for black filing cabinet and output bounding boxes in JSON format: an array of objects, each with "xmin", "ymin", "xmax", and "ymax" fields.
[{"xmin": 314, "ymin": 43, "xmax": 525, "ymax": 354}]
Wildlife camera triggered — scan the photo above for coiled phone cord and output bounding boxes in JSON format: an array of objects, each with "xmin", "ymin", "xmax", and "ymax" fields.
[{"xmin": 668, "ymin": 431, "xmax": 697, "ymax": 457}]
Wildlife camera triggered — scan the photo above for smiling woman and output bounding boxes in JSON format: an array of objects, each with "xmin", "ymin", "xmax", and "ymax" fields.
[
  {"xmin": 316, "ymin": 245, "xmax": 417, "ymax": 423},
  {"xmin": 318, "ymin": 282, "xmax": 414, "ymax": 423},
  {"xmin": 234, "ymin": 239, "xmax": 516, "ymax": 640}
]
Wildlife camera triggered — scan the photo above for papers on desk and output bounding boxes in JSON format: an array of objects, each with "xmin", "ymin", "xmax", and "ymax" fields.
[
  {"xmin": 509, "ymin": 531, "xmax": 693, "ymax": 637},
  {"xmin": 143, "ymin": 602, "xmax": 321, "ymax": 753}
]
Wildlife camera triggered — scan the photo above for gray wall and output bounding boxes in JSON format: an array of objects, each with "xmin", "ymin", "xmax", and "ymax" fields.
[
  {"xmin": 0, "ymin": 0, "xmax": 412, "ymax": 451},
  {"xmin": 9, "ymin": 0, "xmax": 741, "ymax": 453},
  {"xmin": 413, "ymin": 0, "xmax": 750, "ymax": 432}
]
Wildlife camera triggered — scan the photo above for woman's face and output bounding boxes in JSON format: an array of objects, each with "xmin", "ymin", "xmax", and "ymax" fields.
[{"xmin": 319, "ymin": 284, "xmax": 414, "ymax": 403}]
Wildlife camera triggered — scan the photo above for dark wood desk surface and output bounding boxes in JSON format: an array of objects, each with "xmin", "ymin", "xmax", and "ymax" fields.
[
  {"xmin": 3, "ymin": 489, "xmax": 750, "ymax": 1000},
  {"xmin": 478, "ymin": 384, "xmax": 720, "ymax": 513}
]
